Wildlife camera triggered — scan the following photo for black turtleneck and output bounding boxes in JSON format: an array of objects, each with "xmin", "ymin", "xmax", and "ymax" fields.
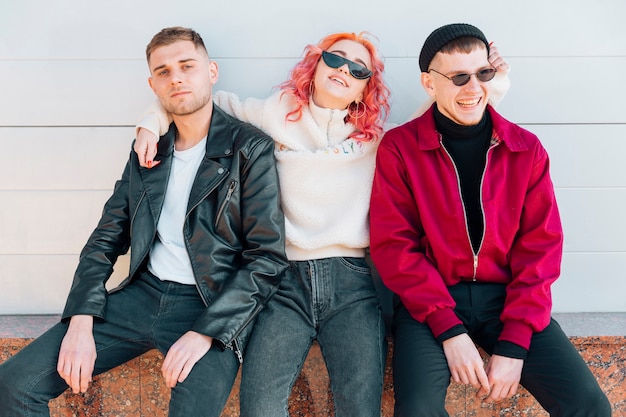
[{"xmin": 434, "ymin": 105, "xmax": 492, "ymax": 253}]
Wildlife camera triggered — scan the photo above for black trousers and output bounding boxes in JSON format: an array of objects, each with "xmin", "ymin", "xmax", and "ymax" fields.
[
  {"xmin": 0, "ymin": 272, "xmax": 239, "ymax": 417},
  {"xmin": 392, "ymin": 282, "xmax": 611, "ymax": 417}
]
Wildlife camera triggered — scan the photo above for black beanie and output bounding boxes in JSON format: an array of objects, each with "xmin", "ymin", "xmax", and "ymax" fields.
[{"xmin": 419, "ymin": 23, "xmax": 489, "ymax": 72}]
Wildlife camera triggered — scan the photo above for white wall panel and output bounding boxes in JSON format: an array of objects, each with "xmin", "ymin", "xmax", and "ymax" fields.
[
  {"xmin": 0, "ymin": 127, "xmax": 131, "ymax": 190},
  {"xmin": 531, "ymin": 125, "xmax": 626, "ymax": 188},
  {"xmin": 0, "ymin": 254, "xmax": 129, "ymax": 314},
  {"xmin": 498, "ymin": 57, "xmax": 626, "ymax": 125},
  {"xmin": 553, "ymin": 253, "xmax": 626, "ymax": 312},
  {"xmin": 556, "ymin": 189, "xmax": 626, "ymax": 252},
  {"xmin": 0, "ymin": 60, "xmax": 153, "ymax": 127},
  {"xmin": 0, "ymin": 255, "xmax": 75, "ymax": 313},
  {"xmin": 0, "ymin": 190, "xmax": 114, "ymax": 254},
  {"xmin": 0, "ymin": 0, "xmax": 623, "ymax": 313},
  {"xmin": 2, "ymin": 1, "xmax": 625, "ymax": 59}
]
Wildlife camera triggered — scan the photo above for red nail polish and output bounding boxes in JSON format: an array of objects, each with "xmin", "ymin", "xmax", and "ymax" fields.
[{"xmin": 147, "ymin": 160, "xmax": 152, "ymax": 169}]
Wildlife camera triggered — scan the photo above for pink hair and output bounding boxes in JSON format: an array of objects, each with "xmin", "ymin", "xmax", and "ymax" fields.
[{"xmin": 278, "ymin": 32, "xmax": 391, "ymax": 142}]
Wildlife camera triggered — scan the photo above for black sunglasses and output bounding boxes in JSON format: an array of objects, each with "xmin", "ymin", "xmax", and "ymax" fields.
[
  {"xmin": 321, "ymin": 51, "xmax": 373, "ymax": 80},
  {"xmin": 428, "ymin": 67, "xmax": 497, "ymax": 86}
]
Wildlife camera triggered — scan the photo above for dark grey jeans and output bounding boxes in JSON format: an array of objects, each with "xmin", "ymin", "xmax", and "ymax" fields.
[
  {"xmin": 0, "ymin": 271, "xmax": 239, "ymax": 417},
  {"xmin": 392, "ymin": 282, "xmax": 612, "ymax": 417},
  {"xmin": 239, "ymin": 257, "xmax": 386, "ymax": 417}
]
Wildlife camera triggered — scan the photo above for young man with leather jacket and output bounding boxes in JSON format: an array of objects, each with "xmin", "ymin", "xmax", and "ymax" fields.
[{"xmin": 0, "ymin": 26, "xmax": 287, "ymax": 417}]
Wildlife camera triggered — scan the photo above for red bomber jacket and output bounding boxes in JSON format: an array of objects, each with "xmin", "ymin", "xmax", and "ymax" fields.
[{"xmin": 369, "ymin": 105, "xmax": 563, "ymax": 350}]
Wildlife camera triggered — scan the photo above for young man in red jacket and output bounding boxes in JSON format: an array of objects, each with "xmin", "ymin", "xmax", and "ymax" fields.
[{"xmin": 369, "ymin": 23, "xmax": 610, "ymax": 416}]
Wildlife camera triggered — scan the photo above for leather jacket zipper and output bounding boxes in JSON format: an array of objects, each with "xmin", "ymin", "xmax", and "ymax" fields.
[
  {"xmin": 230, "ymin": 339, "xmax": 243, "ymax": 364},
  {"xmin": 214, "ymin": 180, "xmax": 237, "ymax": 227},
  {"xmin": 226, "ymin": 303, "xmax": 264, "ymax": 364}
]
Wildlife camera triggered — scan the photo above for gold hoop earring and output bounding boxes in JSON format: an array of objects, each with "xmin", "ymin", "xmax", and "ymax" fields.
[{"xmin": 349, "ymin": 101, "xmax": 367, "ymax": 125}]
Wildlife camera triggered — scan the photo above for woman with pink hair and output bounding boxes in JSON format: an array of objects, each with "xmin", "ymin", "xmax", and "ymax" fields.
[{"xmin": 134, "ymin": 32, "xmax": 509, "ymax": 416}]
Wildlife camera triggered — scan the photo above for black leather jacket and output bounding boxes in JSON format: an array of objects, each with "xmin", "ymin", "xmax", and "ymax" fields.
[{"xmin": 62, "ymin": 105, "xmax": 288, "ymax": 360}]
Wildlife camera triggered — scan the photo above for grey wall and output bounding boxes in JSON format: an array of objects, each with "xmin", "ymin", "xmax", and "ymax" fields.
[{"xmin": 1, "ymin": 0, "xmax": 624, "ymax": 313}]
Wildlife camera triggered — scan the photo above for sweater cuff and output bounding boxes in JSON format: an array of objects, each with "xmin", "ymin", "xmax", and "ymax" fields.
[
  {"xmin": 435, "ymin": 324, "xmax": 468, "ymax": 344},
  {"xmin": 136, "ymin": 99, "xmax": 170, "ymax": 137},
  {"xmin": 492, "ymin": 340, "xmax": 528, "ymax": 360},
  {"xmin": 488, "ymin": 67, "xmax": 511, "ymax": 108},
  {"xmin": 499, "ymin": 320, "xmax": 534, "ymax": 350},
  {"xmin": 425, "ymin": 307, "xmax": 464, "ymax": 339}
]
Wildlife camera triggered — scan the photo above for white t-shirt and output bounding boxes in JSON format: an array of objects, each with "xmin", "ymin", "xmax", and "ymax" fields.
[{"xmin": 148, "ymin": 137, "xmax": 207, "ymax": 285}]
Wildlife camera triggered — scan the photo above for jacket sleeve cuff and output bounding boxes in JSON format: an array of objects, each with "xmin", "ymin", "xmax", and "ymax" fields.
[
  {"xmin": 499, "ymin": 320, "xmax": 534, "ymax": 350},
  {"xmin": 425, "ymin": 307, "xmax": 464, "ymax": 339}
]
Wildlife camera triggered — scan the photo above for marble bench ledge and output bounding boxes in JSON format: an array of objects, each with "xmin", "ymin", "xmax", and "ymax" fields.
[{"xmin": 0, "ymin": 312, "xmax": 624, "ymax": 417}]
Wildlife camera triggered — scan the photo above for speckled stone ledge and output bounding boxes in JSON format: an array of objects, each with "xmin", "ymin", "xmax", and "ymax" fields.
[{"xmin": 0, "ymin": 313, "xmax": 624, "ymax": 416}]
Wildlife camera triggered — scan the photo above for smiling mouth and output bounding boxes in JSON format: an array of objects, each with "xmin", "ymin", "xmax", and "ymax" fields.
[
  {"xmin": 458, "ymin": 98, "xmax": 481, "ymax": 107},
  {"xmin": 329, "ymin": 76, "xmax": 347, "ymax": 87}
]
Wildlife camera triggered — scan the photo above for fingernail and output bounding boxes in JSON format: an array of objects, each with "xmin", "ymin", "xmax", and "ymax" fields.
[
  {"xmin": 489, "ymin": 41, "xmax": 494, "ymax": 46},
  {"xmin": 147, "ymin": 160, "xmax": 152, "ymax": 169}
]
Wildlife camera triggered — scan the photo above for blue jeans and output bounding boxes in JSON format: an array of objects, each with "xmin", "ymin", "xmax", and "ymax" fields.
[
  {"xmin": 0, "ymin": 271, "xmax": 239, "ymax": 417},
  {"xmin": 239, "ymin": 257, "xmax": 386, "ymax": 417},
  {"xmin": 392, "ymin": 282, "xmax": 612, "ymax": 417}
]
